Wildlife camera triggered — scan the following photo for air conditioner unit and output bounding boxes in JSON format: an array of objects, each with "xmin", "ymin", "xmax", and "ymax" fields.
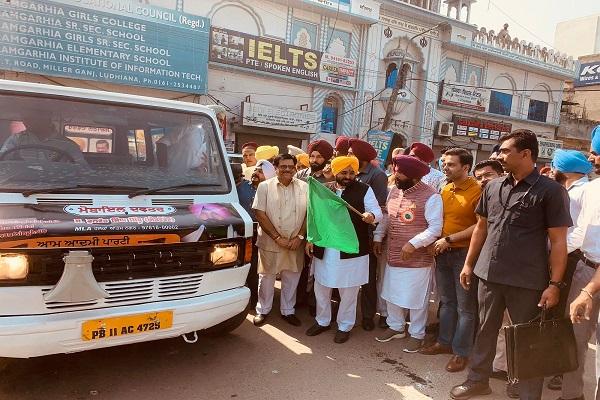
[{"xmin": 436, "ymin": 121, "xmax": 454, "ymax": 137}]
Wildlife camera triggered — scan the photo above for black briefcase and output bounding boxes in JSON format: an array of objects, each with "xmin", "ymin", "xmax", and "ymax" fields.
[{"xmin": 504, "ymin": 309, "xmax": 578, "ymax": 381}]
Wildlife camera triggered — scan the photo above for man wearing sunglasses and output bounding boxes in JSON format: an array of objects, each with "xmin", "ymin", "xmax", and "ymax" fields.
[{"xmin": 450, "ymin": 129, "xmax": 572, "ymax": 400}]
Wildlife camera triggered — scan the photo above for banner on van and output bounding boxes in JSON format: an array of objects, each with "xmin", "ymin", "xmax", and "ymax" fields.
[{"xmin": 0, "ymin": 203, "xmax": 245, "ymax": 249}]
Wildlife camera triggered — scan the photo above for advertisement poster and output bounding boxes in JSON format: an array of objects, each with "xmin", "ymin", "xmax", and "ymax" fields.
[
  {"xmin": 0, "ymin": 0, "xmax": 209, "ymax": 93},
  {"xmin": 440, "ymin": 82, "xmax": 490, "ymax": 112},
  {"xmin": 210, "ymin": 27, "xmax": 357, "ymax": 89},
  {"xmin": 538, "ymin": 138, "xmax": 563, "ymax": 160},
  {"xmin": 242, "ymin": 102, "xmax": 318, "ymax": 134},
  {"xmin": 574, "ymin": 62, "xmax": 600, "ymax": 87},
  {"xmin": 452, "ymin": 115, "xmax": 511, "ymax": 140},
  {"xmin": 367, "ymin": 130, "xmax": 394, "ymax": 167},
  {"xmin": 0, "ymin": 203, "xmax": 245, "ymax": 249}
]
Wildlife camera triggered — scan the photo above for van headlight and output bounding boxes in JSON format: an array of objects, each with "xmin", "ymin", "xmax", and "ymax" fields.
[
  {"xmin": 0, "ymin": 254, "xmax": 29, "ymax": 280},
  {"xmin": 210, "ymin": 243, "xmax": 239, "ymax": 266}
]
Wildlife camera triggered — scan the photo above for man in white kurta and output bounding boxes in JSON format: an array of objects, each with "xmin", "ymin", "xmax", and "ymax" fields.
[
  {"xmin": 252, "ymin": 154, "xmax": 308, "ymax": 327},
  {"xmin": 373, "ymin": 155, "xmax": 443, "ymax": 353},
  {"xmin": 305, "ymin": 156, "xmax": 382, "ymax": 344}
]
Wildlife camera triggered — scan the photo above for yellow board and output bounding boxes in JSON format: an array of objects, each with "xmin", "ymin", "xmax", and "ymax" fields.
[{"xmin": 81, "ymin": 311, "xmax": 173, "ymax": 341}]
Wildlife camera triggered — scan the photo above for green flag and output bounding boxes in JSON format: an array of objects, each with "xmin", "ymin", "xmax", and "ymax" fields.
[{"xmin": 306, "ymin": 176, "xmax": 359, "ymax": 254}]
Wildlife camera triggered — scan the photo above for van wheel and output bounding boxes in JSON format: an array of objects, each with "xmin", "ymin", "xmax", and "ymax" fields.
[{"xmin": 200, "ymin": 302, "xmax": 249, "ymax": 337}]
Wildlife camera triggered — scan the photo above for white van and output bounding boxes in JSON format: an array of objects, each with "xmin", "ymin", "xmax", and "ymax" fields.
[{"xmin": 0, "ymin": 80, "xmax": 252, "ymax": 358}]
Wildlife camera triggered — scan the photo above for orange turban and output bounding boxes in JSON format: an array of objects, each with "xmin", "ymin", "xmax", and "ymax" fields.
[
  {"xmin": 296, "ymin": 153, "xmax": 310, "ymax": 167},
  {"xmin": 331, "ymin": 156, "xmax": 359, "ymax": 176}
]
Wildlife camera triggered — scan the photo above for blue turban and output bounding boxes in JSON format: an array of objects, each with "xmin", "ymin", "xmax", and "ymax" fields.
[
  {"xmin": 592, "ymin": 125, "xmax": 600, "ymax": 153},
  {"xmin": 551, "ymin": 149, "xmax": 593, "ymax": 175}
]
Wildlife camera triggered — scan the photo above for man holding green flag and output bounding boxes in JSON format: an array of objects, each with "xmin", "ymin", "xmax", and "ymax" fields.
[{"xmin": 305, "ymin": 156, "xmax": 382, "ymax": 344}]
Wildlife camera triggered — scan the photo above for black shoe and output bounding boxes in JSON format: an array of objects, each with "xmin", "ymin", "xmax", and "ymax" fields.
[
  {"xmin": 450, "ymin": 380, "xmax": 492, "ymax": 400},
  {"xmin": 506, "ymin": 381, "xmax": 519, "ymax": 399},
  {"xmin": 490, "ymin": 370, "xmax": 508, "ymax": 381},
  {"xmin": 378, "ymin": 316, "xmax": 389, "ymax": 329},
  {"xmin": 306, "ymin": 323, "xmax": 330, "ymax": 336},
  {"xmin": 334, "ymin": 330, "xmax": 350, "ymax": 343},
  {"xmin": 281, "ymin": 314, "xmax": 302, "ymax": 326},
  {"xmin": 547, "ymin": 374, "xmax": 562, "ymax": 391},
  {"xmin": 253, "ymin": 314, "xmax": 267, "ymax": 326},
  {"xmin": 362, "ymin": 318, "xmax": 375, "ymax": 331}
]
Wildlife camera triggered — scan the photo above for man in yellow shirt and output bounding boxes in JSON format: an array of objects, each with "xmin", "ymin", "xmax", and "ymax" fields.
[{"xmin": 420, "ymin": 148, "xmax": 482, "ymax": 373}]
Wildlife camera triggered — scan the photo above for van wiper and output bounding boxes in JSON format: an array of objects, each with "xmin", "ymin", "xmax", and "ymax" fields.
[
  {"xmin": 128, "ymin": 183, "xmax": 215, "ymax": 198},
  {"xmin": 22, "ymin": 185, "xmax": 148, "ymax": 197}
]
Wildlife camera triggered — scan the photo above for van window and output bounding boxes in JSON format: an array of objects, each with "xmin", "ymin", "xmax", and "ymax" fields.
[{"xmin": 0, "ymin": 93, "xmax": 230, "ymax": 195}]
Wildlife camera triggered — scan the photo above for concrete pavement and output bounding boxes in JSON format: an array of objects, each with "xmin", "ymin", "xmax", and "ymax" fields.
[{"xmin": 0, "ymin": 294, "xmax": 595, "ymax": 400}]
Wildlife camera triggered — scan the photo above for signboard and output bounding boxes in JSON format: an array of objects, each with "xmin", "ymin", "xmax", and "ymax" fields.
[
  {"xmin": 452, "ymin": 115, "xmax": 511, "ymax": 140},
  {"xmin": 350, "ymin": 0, "xmax": 380, "ymax": 20},
  {"xmin": 303, "ymin": 0, "xmax": 351, "ymax": 13},
  {"xmin": 0, "ymin": 0, "xmax": 209, "ymax": 93},
  {"xmin": 241, "ymin": 102, "xmax": 319, "ymax": 134},
  {"xmin": 538, "ymin": 138, "xmax": 563, "ymax": 159},
  {"xmin": 441, "ymin": 82, "xmax": 490, "ymax": 112},
  {"xmin": 379, "ymin": 15, "xmax": 440, "ymax": 38},
  {"xmin": 64, "ymin": 124, "xmax": 114, "ymax": 153},
  {"xmin": 367, "ymin": 130, "xmax": 394, "ymax": 166},
  {"xmin": 574, "ymin": 62, "xmax": 600, "ymax": 87},
  {"xmin": 210, "ymin": 27, "xmax": 357, "ymax": 89}
]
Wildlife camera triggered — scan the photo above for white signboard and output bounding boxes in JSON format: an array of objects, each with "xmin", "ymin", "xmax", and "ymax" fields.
[
  {"xmin": 539, "ymin": 138, "xmax": 563, "ymax": 160},
  {"xmin": 304, "ymin": 0, "xmax": 351, "ymax": 13},
  {"xmin": 379, "ymin": 15, "xmax": 440, "ymax": 38},
  {"xmin": 440, "ymin": 82, "xmax": 490, "ymax": 112},
  {"xmin": 351, "ymin": 0, "xmax": 380, "ymax": 20},
  {"xmin": 242, "ymin": 102, "xmax": 319, "ymax": 134}
]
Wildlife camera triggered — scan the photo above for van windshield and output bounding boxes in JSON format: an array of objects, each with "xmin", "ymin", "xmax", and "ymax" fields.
[{"xmin": 0, "ymin": 93, "xmax": 229, "ymax": 195}]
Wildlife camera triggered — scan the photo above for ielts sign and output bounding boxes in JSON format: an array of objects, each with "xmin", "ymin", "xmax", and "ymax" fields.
[{"xmin": 574, "ymin": 62, "xmax": 600, "ymax": 87}]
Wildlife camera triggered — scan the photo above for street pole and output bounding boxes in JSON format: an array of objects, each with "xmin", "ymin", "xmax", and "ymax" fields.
[{"xmin": 381, "ymin": 22, "xmax": 448, "ymax": 132}]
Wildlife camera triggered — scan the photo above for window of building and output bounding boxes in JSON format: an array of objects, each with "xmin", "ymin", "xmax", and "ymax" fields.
[
  {"xmin": 321, "ymin": 96, "xmax": 341, "ymax": 134},
  {"xmin": 489, "ymin": 90, "xmax": 513, "ymax": 116},
  {"xmin": 444, "ymin": 58, "xmax": 463, "ymax": 82},
  {"xmin": 385, "ymin": 63, "xmax": 411, "ymax": 89},
  {"xmin": 528, "ymin": 99, "xmax": 549, "ymax": 122},
  {"xmin": 466, "ymin": 65, "xmax": 483, "ymax": 86},
  {"xmin": 291, "ymin": 19, "xmax": 318, "ymax": 49}
]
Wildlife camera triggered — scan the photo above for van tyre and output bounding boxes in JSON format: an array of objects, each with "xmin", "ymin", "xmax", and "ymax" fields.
[{"xmin": 201, "ymin": 302, "xmax": 249, "ymax": 337}]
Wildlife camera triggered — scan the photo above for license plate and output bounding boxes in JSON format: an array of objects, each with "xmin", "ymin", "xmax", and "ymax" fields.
[{"xmin": 81, "ymin": 311, "xmax": 173, "ymax": 341}]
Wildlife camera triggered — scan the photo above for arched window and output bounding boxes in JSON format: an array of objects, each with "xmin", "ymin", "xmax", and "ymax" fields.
[
  {"xmin": 321, "ymin": 96, "xmax": 342, "ymax": 134},
  {"xmin": 385, "ymin": 63, "xmax": 411, "ymax": 89}
]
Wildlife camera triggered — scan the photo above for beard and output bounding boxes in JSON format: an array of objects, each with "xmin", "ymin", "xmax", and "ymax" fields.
[
  {"xmin": 395, "ymin": 177, "xmax": 416, "ymax": 190},
  {"xmin": 310, "ymin": 161, "xmax": 326, "ymax": 172},
  {"xmin": 335, "ymin": 176, "xmax": 354, "ymax": 187}
]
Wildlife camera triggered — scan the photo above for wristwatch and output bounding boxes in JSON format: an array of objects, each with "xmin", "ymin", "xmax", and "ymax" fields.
[
  {"xmin": 444, "ymin": 236, "xmax": 452, "ymax": 243},
  {"xmin": 549, "ymin": 280, "xmax": 567, "ymax": 290},
  {"xmin": 297, "ymin": 234, "xmax": 305, "ymax": 240}
]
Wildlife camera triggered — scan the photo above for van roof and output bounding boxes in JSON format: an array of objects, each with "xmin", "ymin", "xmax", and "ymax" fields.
[{"xmin": 0, "ymin": 80, "xmax": 216, "ymax": 118}]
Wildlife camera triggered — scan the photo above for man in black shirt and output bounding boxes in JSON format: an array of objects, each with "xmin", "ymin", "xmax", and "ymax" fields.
[{"xmin": 450, "ymin": 130, "xmax": 571, "ymax": 400}]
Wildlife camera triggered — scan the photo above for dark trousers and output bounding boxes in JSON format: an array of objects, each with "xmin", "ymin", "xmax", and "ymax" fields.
[
  {"xmin": 360, "ymin": 253, "xmax": 378, "ymax": 321},
  {"xmin": 468, "ymin": 279, "xmax": 544, "ymax": 400},
  {"xmin": 245, "ymin": 225, "xmax": 259, "ymax": 306}
]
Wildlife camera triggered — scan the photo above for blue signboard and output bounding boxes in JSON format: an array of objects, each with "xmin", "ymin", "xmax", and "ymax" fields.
[
  {"xmin": 574, "ymin": 62, "xmax": 600, "ymax": 87},
  {"xmin": 0, "ymin": 0, "xmax": 209, "ymax": 93},
  {"xmin": 367, "ymin": 130, "xmax": 394, "ymax": 167}
]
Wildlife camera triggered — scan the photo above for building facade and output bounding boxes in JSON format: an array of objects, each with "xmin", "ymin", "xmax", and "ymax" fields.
[
  {"xmin": 555, "ymin": 14, "xmax": 600, "ymax": 59},
  {"xmin": 359, "ymin": 0, "xmax": 577, "ymax": 164}
]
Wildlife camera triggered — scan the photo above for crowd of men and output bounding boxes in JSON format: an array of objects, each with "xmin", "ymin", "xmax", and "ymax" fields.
[{"xmin": 231, "ymin": 125, "xmax": 600, "ymax": 400}]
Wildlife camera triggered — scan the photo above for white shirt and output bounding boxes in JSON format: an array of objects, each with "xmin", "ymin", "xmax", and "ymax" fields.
[
  {"xmin": 373, "ymin": 192, "xmax": 443, "ymax": 249},
  {"xmin": 568, "ymin": 178, "xmax": 600, "ymax": 262},
  {"xmin": 421, "ymin": 167, "xmax": 446, "ymax": 192},
  {"xmin": 313, "ymin": 186, "xmax": 382, "ymax": 288},
  {"xmin": 566, "ymin": 176, "xmax": 589, "ymax": 240}
]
